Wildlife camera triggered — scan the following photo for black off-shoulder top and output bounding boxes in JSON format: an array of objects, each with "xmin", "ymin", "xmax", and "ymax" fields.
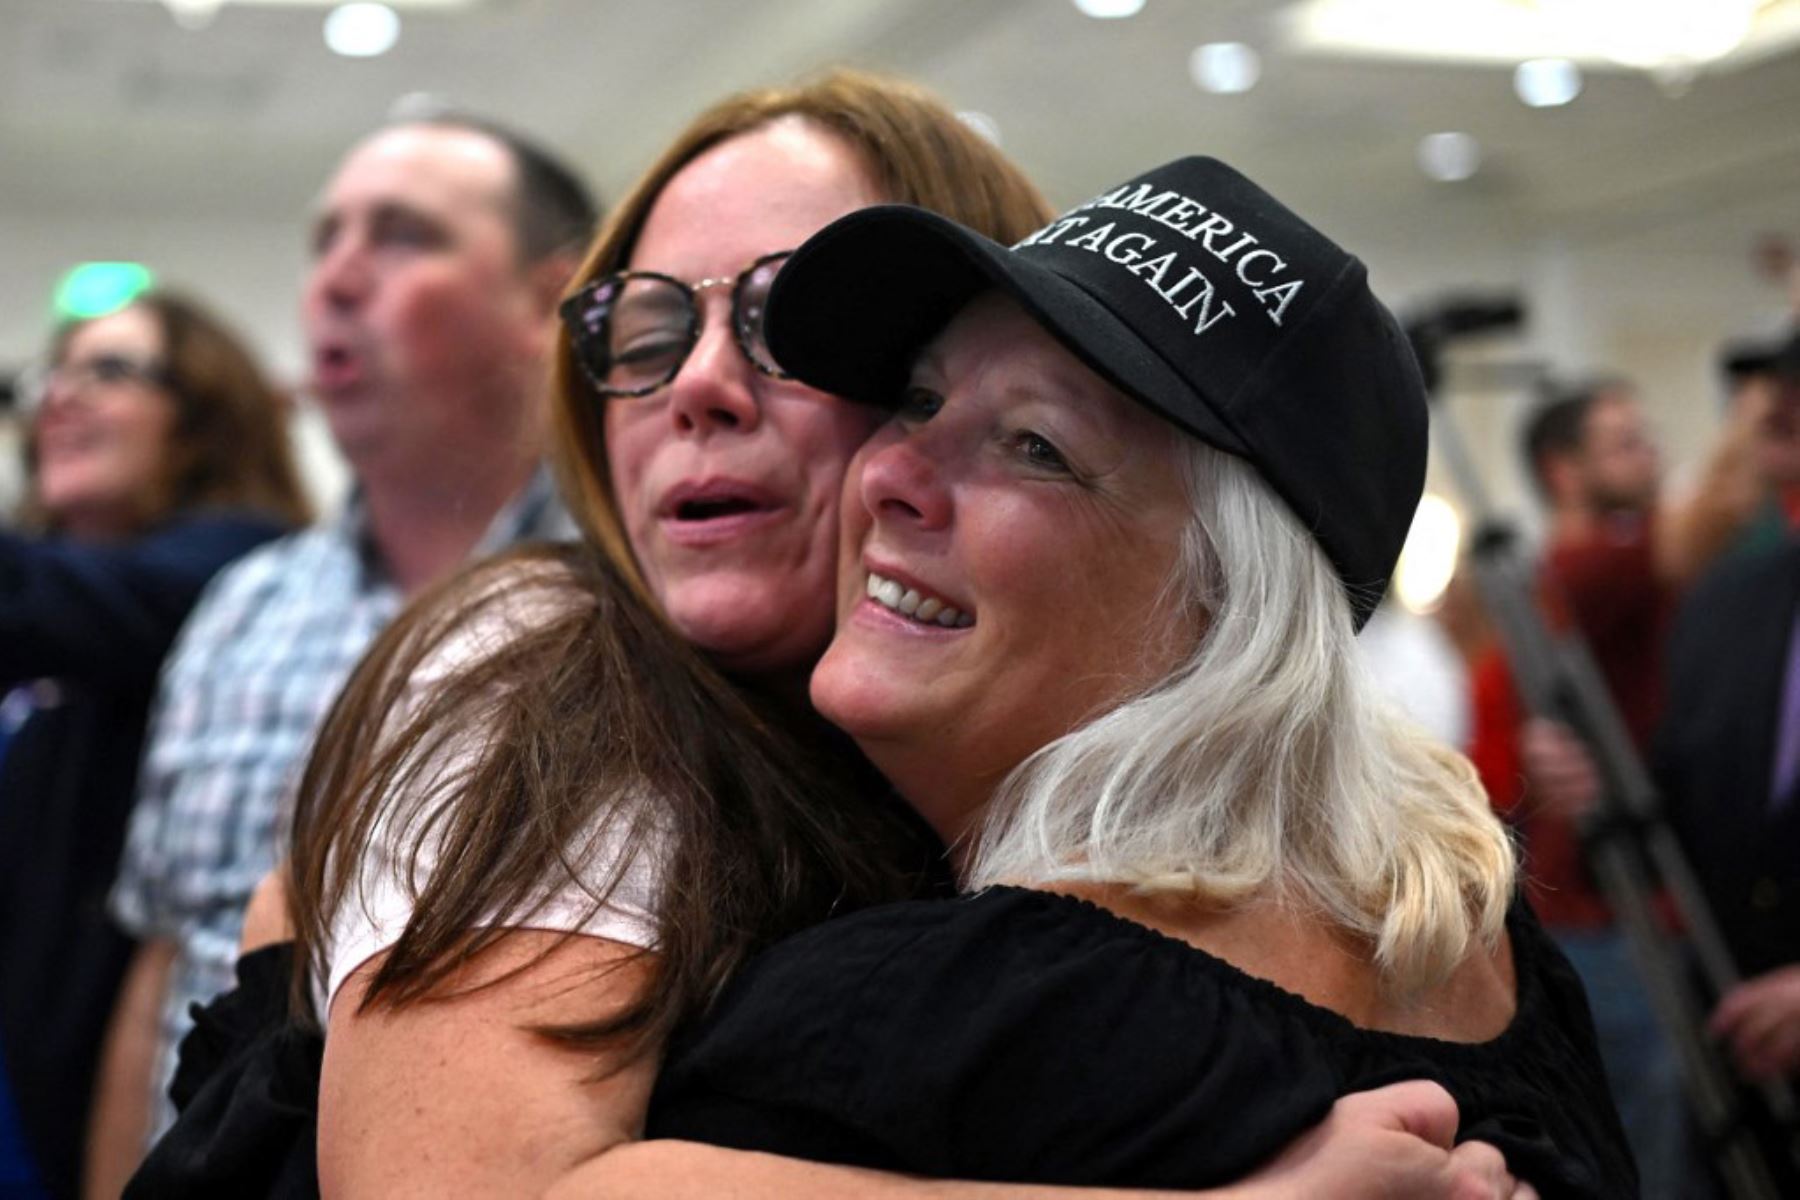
[{"xmin": 647, "ymin": 886, "xmax": 1636, "ymax": 1197}]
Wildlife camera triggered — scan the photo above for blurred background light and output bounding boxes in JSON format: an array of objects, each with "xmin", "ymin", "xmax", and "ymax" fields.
[
  {"xmin": 324, "ymin": 3, "xmax": 400, "ymax": 57},
  {"xmin": 1539, "ymin": 0, "xmax": 1758, "ymax": 71},
  {"xmin": 956, "ymin": 110, "xmax": 1003, "ymax": 145},
  {"xmin": 1395, "ymin": 493, "xmax": 1462, "ymax": 614},
  {"xmin": 52, "ymin": 263, "xmax": 156, "ymax": 322},
  {"xmin": 1416, "ymin": 131, "xmax": 1482, "ymax": 182},
  {"xmin": 1513, "ymin": 57, "xmax": 1582, "ymax": 107},
  {"xmin": 160, "ymin": 0, "xmax": 225, "ymax": 29},
  {"xmin": 1071, "ymin": 0, "xmax": 1145, "ymax": 20},
  {"xmin": 1189, "ymin": 42, "xmax": 1262, "ymax": 94}
]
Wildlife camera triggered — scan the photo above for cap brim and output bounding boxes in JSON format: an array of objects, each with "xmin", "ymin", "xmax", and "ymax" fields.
[{"xmin": 764, "ymin": 206, "xmax": 1250, "ymax": 458}]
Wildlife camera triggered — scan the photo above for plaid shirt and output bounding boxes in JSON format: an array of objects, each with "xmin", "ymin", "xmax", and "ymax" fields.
[{"xmin": 110, "ymin": 468, "xmax": 571, "ymax": 1139}]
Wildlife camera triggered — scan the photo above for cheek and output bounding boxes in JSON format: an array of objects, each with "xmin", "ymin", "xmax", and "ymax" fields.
[
  {"xmin": 384, "ymin": 271, "xmax": 513, "ymax": 367},
  {"xmin": 602, "ymin": 408, "xmax": 653, "ymax": 521},
  {"xmin": 787, "ymin": 397, "xmax": 884, "ymax": 479}
]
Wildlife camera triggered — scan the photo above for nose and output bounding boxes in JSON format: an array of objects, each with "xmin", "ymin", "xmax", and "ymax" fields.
[
  {"xmin": 664, "ymin": 306, "xmax": 761, "ymax": 438},
  {"xmin": 856, "ymin": 426, "xmax": 953, "ymax": 533},
  {"xmin": 307, "ymin": 233, "xmax": 372, "ymax": 313}
]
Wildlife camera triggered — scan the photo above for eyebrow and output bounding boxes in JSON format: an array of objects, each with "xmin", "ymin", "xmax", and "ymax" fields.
[{"xmin": 308, "ymin": 200, "xmax": 452, "ymax": 252}]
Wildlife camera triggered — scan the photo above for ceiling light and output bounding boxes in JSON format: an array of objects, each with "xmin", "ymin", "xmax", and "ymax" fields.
[
  {"xmin": 1539, "ymin": 0, "xmax": 1757, "ymax": 71},
  {"xmin": 160, "ymin": 0, "xmax": 224, "ymax": 28},
  {"xmin": 1071, "ymin": 0, "xmax": 1146, "ymax": 19},
  {"xmin": 1416, "ymin": 131, "xmax": 1481, "ymax": 182},
  {"xmin": 1513, "ymin": 57, "xmax": 1582, "ymax": 107},
  {"xmin": 1189, "ymin": 42, "xmax": 1262, "ymax": 94},
  {"xmin": 956, "ymin": 111, "xmax": 1003, "ymax": 146},
  {"xmin": 324, "ymin": 3, "xmax": 400, "ymax": 57}
]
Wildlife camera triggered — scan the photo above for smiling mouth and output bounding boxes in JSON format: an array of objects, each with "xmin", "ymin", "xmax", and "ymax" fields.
[{"xmin": 866, "ymin": 570, "xmax": 973, "ymax": 628}]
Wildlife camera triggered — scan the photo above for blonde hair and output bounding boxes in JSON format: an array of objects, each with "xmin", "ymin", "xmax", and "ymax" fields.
[{"xmin": 966, "ymin": 442, "xmax": 1514, "ymax": 994}]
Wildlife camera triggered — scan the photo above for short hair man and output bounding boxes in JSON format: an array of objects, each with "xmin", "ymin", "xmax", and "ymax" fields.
[
  {"xmin": 1473, "ymin": 377, "xmax": 1688, "ymax": 1194},
  {"xmin": 1525, "ymin": 378, "xmax": 1661, "ymax": 522},
  {"xmin": 86, "ymin": 115, "xmax": 596, "ymax": 1189}
]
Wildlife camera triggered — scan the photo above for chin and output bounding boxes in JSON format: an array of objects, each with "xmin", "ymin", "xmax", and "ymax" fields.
[
  {"xmin": 666, "ymin": 590, "xmax": 831, "ymax": 680},
  {"xmin": 808, "ymin": 646, "xmax": 908, "ymax": 740}
]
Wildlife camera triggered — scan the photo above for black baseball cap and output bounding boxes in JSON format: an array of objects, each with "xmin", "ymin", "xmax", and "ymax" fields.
[{"xmin": 764, "ymin": 155, "xmax": 1427, "ymax": 631}]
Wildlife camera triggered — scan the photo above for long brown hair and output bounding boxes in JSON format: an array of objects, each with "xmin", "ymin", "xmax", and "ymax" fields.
[
  {"xmin": 288, "ymin": 69, "xmax": 1052, "ymax": 1052},
  {"xmin": 33, "ymin": 291, "xmax": 312, "ymax": 532}
]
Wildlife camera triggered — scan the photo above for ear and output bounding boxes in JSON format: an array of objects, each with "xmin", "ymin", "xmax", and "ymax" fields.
[{"xmin": 527, "ymin": 251, "xmax": 582, "ymax": 321}]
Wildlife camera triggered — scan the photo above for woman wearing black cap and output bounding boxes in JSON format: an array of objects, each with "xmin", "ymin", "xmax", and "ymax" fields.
[
  {"xmin": 627, "ymin": 159, "xmax": 1635, "ymax": 1196},
  {"xmin": 133, "ymin": 84, "xmax": 1516, "ymax": 1200}
]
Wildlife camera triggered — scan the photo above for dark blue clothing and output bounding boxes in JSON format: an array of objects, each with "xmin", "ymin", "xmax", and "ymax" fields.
[
  {"xmin": 649, "ymin": 887, "xmax": 1637, "ymax": 1198},
  {"xmin": 0, "ymin": 512, "xmax": 288, "ymax": 1199},
  {"xmin": 1655, "ymin": 538, "xmax": 1800, "ymax": 979}
]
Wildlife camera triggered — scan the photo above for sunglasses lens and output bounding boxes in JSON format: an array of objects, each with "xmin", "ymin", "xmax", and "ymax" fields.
[{"xmin": 570, "ymin": 276, "xmax": 694, "ymax": 395}]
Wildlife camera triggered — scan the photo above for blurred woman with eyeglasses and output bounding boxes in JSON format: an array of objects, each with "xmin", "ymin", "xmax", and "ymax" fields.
[{"xmin": 0, "ymin": 290, "xmax": 309, "ymax": 1198}]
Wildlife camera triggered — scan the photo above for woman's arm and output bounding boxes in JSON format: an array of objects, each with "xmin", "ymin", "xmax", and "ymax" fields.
[
  {"xmin": 546, "ymin": 1081, "xmax": 1528, "ymax": 1200},
  {"xmin": 0, "ymin": 518, "xmax": 279, "ymax": 686},
  {"xmin": 319, "ymin": 930, "xmax": 661, "ymax": 1199}
]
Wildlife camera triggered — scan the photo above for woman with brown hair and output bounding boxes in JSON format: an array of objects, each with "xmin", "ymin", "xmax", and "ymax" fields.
[
  {"xmin": 0, "ymin": 289, "xmax": 309, "ymax": 1196},
  {"xmin": 141, "ymin": 73, "xmax": 1521, "ymax": 1199}
]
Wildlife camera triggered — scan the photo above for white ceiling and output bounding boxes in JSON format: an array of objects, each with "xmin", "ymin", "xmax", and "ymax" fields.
[{"xmin": 2, "ymin": 0, "xmax": 1797, "ymax": 353}]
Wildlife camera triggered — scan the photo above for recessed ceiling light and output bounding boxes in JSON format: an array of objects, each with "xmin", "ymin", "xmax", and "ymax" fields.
[
  {"xmin": 1416, "ymin": 131, "xmax": 1481, "ymax": 182},
  {"xmin": 956, "ymin": 111, "xmax": 1003, "ymax": 146},
  {"xmin": 324, "ymin": 3, "xmax": 400, "ymax": 58},
  {"xmin": 1189, "ymin": 42, "xmax": 1262, "ymax": 94},
  {"xmin": 1513, "ymin": 57, "xmax": 1582, "ymax": 107},
  {"xmin": 1071, "ymin": 0, "xmax": 1146, "ymax": 19}
]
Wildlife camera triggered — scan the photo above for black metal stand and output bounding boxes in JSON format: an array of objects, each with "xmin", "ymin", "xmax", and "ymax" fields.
[{"xmin": 1413, "ymin": 312, "xmax": 1800, "ymax": 1198}]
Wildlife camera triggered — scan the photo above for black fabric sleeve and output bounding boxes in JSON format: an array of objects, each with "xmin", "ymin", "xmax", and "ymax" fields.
[
  {"xmin": 650, "ymin": 891, "xmax": 1341, "ymax": 1187},
  {"xmin": 125, "ymin": 942, "xmax": 322, "ymax": 1200},
  {"xmin": 0, "ymin": 514, "xmax": 284, "ymax": 688}
]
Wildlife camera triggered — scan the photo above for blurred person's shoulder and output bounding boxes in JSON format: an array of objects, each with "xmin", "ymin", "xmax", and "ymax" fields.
[{"xmin": 165, "ymin": 518, "xmax": 362, "ymax": 650}]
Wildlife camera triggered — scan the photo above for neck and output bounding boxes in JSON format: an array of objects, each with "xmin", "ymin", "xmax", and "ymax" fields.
[
  {"xmin": 860, "ymin": 742, "xmax": 1002, "ymax": 880},
  {"xmin": 52, "ymin": 503, "xmax": 144, "ymax": 544},
  {"xmin": 360, "ymin": 449, "xmax": 537, "ymax": 595}
]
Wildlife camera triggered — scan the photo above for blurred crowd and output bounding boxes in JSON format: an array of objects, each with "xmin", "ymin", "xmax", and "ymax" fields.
[{"xmin": 1363, "ymin": 317, "xmax": 1800, "ymax": 1197}]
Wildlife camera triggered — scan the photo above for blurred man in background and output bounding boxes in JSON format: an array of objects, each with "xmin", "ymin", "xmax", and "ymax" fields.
[
  {"xmin": 1478, "ymin": 333, "xmax": 1800, "ymax": 1191},
  {"xmin": 1468, "ymin": 377, "xmax": 1686, "ymax": 1194},
  {"xmin": 85, "ymin": 114, "xmax": 594, "ymax": 1196}
]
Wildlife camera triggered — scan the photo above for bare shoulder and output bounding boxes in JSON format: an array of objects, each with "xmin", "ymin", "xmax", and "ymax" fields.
[
  {"xmin": 320, "ymin": 930, "xmax": 661, "ymax": 1199},
  {"xmin": 1049, "ymin": 884, "xmax": 1519, "ymax": 1044}
]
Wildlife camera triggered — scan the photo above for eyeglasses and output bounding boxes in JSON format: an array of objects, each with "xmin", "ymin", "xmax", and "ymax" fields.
[
  {"xmin": 559, "ymin": 250, "xmax": 794, "ymax": 398},
  {"xmin": 13, "ymin": 354, "xmax": 175, "ymax": 414}
]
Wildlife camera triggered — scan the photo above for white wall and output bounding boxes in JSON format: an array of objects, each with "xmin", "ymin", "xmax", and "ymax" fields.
[{"xmin": 3, "ymin": 200, "xmax": 1790, "ymax": 527}]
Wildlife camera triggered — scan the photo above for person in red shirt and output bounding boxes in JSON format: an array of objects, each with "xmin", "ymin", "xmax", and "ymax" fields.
[{"xmin": 1467, "ymin": 378, "xmax": 1682, "ymax": 1194}]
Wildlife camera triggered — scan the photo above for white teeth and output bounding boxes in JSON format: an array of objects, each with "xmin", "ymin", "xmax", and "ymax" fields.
[{"xmin": 865, "ymin": 572, "xmax": 970, "ymax": 628}]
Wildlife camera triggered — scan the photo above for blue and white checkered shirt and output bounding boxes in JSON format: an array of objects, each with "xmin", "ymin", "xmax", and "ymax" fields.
[{"xmin": 109, "ymin": 467, "xmax": 572, "ymax": 1140}]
